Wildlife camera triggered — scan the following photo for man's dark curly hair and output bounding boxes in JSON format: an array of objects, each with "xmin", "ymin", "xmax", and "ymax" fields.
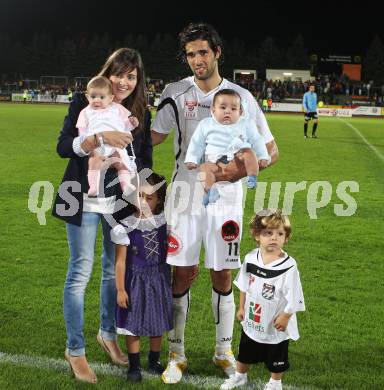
[{"xmin": 178, "ymin": 22, "xmax": 224, "ymax": 63}]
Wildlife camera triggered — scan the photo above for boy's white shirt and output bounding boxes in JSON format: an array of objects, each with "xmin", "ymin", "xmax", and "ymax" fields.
[{"xmin": 234, "ymin": 248, "xmax": 305, "ymax": 344}]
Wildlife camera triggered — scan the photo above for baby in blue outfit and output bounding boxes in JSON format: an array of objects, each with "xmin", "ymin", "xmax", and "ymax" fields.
[{"xmin": 185, "ymin": 89, "xmax": 270, "ymax": 205}]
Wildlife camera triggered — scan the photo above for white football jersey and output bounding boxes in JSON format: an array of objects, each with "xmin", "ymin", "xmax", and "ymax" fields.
[
  {"xmin": 234, "ymin": 248, "xmax": 305, "ymax": 344},
  {"xmin": 152, "ymin": 76, "xmax": 274, "ymax": 184}
]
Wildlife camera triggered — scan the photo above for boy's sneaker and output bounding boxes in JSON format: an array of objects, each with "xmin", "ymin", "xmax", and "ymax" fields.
[
  {"xmin": 264, "ymin": 382, "xmax": 283, "ymax": 390},
  {"xmin": 148, "ymin": 360, "xmax": 164, "ymax": 375},
  {"xmin": 161, "ymin": 352, "xmax": 187, "ymax": 384},
  {"xmin": 127, "ymin": 368, "xmax": 142, "ymax": 382},
  {"xmin": 220, "ymin": 374, "xmax": 248, "ymax": 389},
  {"xmin": 213, "ymin": 350, "xmax": 236, "ymax": 377},
  {"xmin": 246, "ymin": 175, "xmax": 257, "ymax": 189}
]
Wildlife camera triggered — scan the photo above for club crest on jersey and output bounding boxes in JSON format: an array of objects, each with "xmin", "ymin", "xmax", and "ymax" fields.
[
  {"xmin": 167, "ymin": 234, "xmax": 182, "ymax": 256},
  {"xmin": 262, "ymin": 283, "xmax": 275, "ymax": 300},
  {"xmin": 221, "ymin": 220, "xmax": 240, "ymax": 242},
  {"xmin": 248, "ymin": 302, "xmax": 261, "ymax": 323},
  {"xmin": 184, "ymin": 100, "xmax": 198, "ymax": 119}
]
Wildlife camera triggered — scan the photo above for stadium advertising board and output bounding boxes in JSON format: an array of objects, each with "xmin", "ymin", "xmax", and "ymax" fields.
[
  {"xmin": 271, "ymin": 103, "xmax": 303, "ymax": 112},
  {"xmin": 12, "ymin": 93, "xmax": 32, "ymax": 102},
  {"xmin": 317, "ymin": 108, "xmax": 352, "ymax": 117},
  {"xmin": 0, "ymin": 93, "xmax": 12, "ymax": 101},
  {"xmin": 12, "ymin": 93, "xmax": 71, "ymax": 103},
  {"xmin": 352, "ymin": 106, "xmax": 382, "ymax": 116}
]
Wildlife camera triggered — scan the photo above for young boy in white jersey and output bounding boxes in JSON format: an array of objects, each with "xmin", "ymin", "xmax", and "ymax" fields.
[
  {"xmin": 76, "ymin": 76, "xmax": 138, "ymax": 196},
  {"xmin": 221, "ymin": 209, "xmax": 305, "ymax": 390},
  {"xmin": 151, "ymin": 23, "xmax": 279, "ymax": 384},
  {"xmin": 185, "ymin": 88, "xmax": 270, "ymax": 205}
]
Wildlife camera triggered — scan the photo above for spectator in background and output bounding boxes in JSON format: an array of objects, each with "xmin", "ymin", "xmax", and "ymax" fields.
[
  {"xmin": 50, "ymin": 90, "xmax": 56, "ymax": 103},
  {"xmin": 262, "ymin": 98, "xmax": 268, "ymax": 112}
]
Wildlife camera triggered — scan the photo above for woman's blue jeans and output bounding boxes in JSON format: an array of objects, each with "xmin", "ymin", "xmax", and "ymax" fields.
[{"xmin": 64, "ymin": 212, "xmax": 116, "ymax": 356}]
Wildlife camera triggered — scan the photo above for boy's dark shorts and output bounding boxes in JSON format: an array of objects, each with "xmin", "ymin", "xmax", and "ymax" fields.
[{"xmin": 237, "ymin": 330, "xmax": 290, "ymax": 373}]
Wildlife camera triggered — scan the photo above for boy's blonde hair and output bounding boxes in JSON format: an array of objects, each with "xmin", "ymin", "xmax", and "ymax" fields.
[
  {"xmin": 86, "ymin": 76, "xmax": 113, "ymax": 95},
  {"xmin": 250, "ymin": 209, "xmax": 291, "ymax": 240}
]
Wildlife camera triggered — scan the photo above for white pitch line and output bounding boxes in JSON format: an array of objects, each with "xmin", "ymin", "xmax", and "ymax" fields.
[
  {"xmin": 0, "ymin": 351, "xmax": 312, "ymax": 389},
  {"xmin": 340, "ymin": 119, "xmax": 384, "ymax": 163}
]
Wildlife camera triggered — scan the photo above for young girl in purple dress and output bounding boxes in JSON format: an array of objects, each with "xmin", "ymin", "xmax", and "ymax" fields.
[{"xmin": 111, "ymin": 172, "xmax": 173, "ymax": 382}]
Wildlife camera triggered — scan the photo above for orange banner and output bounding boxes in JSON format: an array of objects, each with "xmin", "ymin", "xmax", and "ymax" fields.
[{"xmin": 343, "ymin": 64, "xmax": 361, "ymax": 81}]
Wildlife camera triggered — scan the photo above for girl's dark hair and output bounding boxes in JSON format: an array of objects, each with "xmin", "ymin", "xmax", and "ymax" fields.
[
  {"xmin": 146, "ymin": 172, "xmax": 167, "ymax": 215},
  {"xmin": 98, "ymin": 48, "xmax": 146, "ymax": 132},
  {"xmin": 178, "ymin": 22, "xmax": 223, "ymax": 63}
]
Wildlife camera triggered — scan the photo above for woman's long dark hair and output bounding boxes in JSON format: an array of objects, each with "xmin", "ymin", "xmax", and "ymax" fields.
[{"xmin": 98, "ymin": 48, "xmax": 146, "ymax": 132}]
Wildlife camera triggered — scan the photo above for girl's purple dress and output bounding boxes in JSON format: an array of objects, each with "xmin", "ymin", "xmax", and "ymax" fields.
[{"xmin": 111, "ymin": 213, "xmax": 173, "ymax": 336}]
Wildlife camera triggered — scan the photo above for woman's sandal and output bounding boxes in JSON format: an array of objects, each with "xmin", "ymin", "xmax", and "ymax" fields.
[
  {"xmin": 64, "ymin": 349, "xmax": 98, "ymax": 384},
  {"xmin": 96, "ymin": 333, "xmax": 128, "ymax": 366}
]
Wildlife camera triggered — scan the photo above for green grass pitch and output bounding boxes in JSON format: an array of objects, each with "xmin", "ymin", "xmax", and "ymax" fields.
[{"xmin": 0, "ymin": 103, "xmax": 383, "ymax": 389}]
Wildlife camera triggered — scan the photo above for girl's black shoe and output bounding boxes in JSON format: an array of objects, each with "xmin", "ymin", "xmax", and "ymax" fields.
[
  {"xmin": 127, "ymin": 368, "xmax": 142, "ymax": 382},
  {"xmin": 148, "ymin": 360, "xmax": 164, "ymax": 375}
]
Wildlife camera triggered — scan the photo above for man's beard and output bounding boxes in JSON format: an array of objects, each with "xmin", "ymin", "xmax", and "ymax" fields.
[{"xmin": 194, "ymin": 66, "xmax": 215, "ymax": 81}]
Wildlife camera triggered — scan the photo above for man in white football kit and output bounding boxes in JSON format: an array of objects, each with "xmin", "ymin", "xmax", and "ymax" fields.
[{"xmin": 151, "ymin": 23, "xmax": 279, "ymax": 384}]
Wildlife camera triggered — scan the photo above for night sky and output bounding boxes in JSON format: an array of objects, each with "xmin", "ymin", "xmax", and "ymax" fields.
[{"xmin": 1, "ymin": 0, "xmax": 382, "ymax": 55}]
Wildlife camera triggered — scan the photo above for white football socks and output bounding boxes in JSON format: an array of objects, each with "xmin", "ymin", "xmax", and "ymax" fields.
[
  {"xmin": 212, "ymin": 288, "xmax": 235, "ymax": 356},
  {"xmin": 168, "ymin": 290, "xmax": 190, "ymax": 357}
]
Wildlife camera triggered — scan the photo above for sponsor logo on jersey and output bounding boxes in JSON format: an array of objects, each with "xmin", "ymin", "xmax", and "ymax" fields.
[
  {"xmin": 245, "ymin": 320, "xmax": 265, "ymax": 333},
  {"xmin": 185, "ymin": 100, "xmax": 197, "ymax": 111},
  {"xmin": 167, "ymin": 234, "xmax": 182, "ymax": 256},
  {"xmin": 185, "ymin": 100, "xmax": 198, "ymax": 119},
  {"xmin": 249, "ymin": 301, "xmax": 261, "ymax": 323},
  {"xmin": 221, "ymin": 220, "xmax": 240, "ymax": 242},
  {"xmin": 262, "ymin": 283, "xmax": 275, "ymax": 300}
]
